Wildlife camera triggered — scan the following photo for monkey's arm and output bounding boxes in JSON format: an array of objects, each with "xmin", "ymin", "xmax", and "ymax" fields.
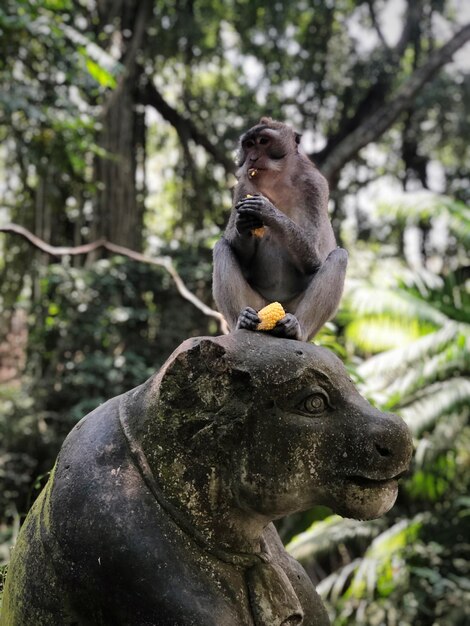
[
  {"xmin": 212, "ymin": 238, "xmax": 266, "ymax": 329},
  {"xmin": 295, "ymin": 248, "xmax": 348, "ymax": 341},
  {"xmin": 224, "ymin": 204, "xmax": 262, "ymax": 262},
  {"xmin": 236, "ymin": 196, "xmax": 322, "ymax": 272}
]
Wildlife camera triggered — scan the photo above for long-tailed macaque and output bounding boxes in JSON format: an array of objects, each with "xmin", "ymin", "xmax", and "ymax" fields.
[{"xmin": 213, "ymin": 117, "xmax": 348, "ymax": 341}]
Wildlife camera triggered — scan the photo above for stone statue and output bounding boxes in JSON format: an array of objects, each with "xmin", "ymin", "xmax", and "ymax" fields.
[{"xmin": 1, "ymin": 332, "xmax": 413, "ymax": 625}]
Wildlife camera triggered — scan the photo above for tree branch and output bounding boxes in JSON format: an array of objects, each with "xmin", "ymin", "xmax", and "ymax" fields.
[
  {"xmin": 393, "ymin": 0, "xmax": 424, "ymax": 59},
  {"xmin": 141, "ymin": 82, "xmax": 236, "ymax": 174},
  {"xmin": 0, "ymin": 224, "xmax": 228, "ymax": 334},
  {"xmin": 314, "ymin": 2, "xmax": 425, "ymax": 173},
  {"xmin": 365, "ymin": 0, "xmax": 389, "ymax": 49},
  {"xmin": 317, "ymin": 22, "xmax": 470, "ymax": 183}
]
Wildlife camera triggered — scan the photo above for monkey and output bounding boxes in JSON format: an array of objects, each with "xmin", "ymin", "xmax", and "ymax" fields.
[{"xmin": 212, "ymin": 117, "xmax": 348, "ymax": 341}]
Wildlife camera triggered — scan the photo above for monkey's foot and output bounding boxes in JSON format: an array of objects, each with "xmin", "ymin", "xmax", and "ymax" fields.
[
  {"xmin": 270, "ymin": 314, "xmax": 302, "ymax": 340},
  {"xmin": 236, "ymin": 307, "xmax": 260, "ymax": 331}
]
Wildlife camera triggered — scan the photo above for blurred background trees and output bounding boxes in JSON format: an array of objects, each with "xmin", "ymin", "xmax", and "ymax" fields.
[{"xmin": 1, "ymin": 0, "xmax": 469, "ymax": 622}]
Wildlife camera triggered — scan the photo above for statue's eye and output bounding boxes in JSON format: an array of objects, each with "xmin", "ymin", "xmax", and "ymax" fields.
[{"xmin": 297, "ymin": 392, "xmax": 328, "ymax": 416}]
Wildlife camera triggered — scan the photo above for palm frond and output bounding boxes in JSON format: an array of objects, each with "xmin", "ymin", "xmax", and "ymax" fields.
[
  {"xmin": 413, "ymin": 411, "xmax": 468, "ymax": 468},
  {"xmin": 344, "ymin": 517, "xmax": 424, "ymax": 600},
  {"xmin": 345, "ymin": 285, "xmax": 450, "ymax": 327},
  {"xmin": 357, "ymin": 323, "xmax": 465, "ymax": 391},
  {"xmin": 376, "ymin": 336, "xmax": 470, "ymax": 408},
  {"xmin": 345, "ymin": 316, "xmax": 434, "ymax": 353},
  {"xmin": 317, "ymin": 558, "xmax": 362, "ymax": 603},
  {"xmin": 286, "ymin": 515, "xmax": 382, "ymax": 564},
  {"xmin": 317, "ymin": 517, "xmax": 424, "ymax": 605},
  {"xmin": 400, "ymin": 378, "xmax": 470, "ymax": 436}
]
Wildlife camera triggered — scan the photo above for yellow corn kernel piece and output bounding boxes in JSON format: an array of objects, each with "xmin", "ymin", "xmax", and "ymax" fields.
[
  {"xmin": 245, "ymin": 194, "xmax": 266, "ymax": 238},
  {"xmin": 257, "ymin": 302, "xmax": 286, "ymax": 331},
  {"xmin": 251, "ymin": 227, "xmax": 265, "ymax": 238}
]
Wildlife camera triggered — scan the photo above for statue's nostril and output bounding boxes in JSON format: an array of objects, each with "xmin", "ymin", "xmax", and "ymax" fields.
[{"xmin": 375, "ymin": 443, "xmax": 392, "ymax": 458}]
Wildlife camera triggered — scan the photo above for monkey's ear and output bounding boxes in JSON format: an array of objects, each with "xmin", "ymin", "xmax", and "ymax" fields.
[{"xmin": 295, "ymin": 132, "xmax": 302, "ymax": 145}]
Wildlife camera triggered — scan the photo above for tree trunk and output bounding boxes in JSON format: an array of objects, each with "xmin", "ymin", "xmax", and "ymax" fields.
[
  {"xmin": 91, "ymin": 0, "xmax": 153, "ymax": 251},
  {"xmin": 92, "ymin": 83, "xmax": 144, "ymax": 251}
]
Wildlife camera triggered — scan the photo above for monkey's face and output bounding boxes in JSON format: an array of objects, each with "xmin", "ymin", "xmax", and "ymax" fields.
[{"xmin": 236, "ymin": 118, "xmax": 301, "ymax": 181}]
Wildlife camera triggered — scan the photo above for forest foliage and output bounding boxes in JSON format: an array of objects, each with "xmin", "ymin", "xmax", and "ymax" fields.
[{"xmin": 1, "ymin": 1, "xmax": 469, "ymax": 623}]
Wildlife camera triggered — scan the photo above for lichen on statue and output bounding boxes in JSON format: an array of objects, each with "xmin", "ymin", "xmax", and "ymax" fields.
[{"xmin": 1, "ymin": 331, "xmax": 413, "ymax": 626}]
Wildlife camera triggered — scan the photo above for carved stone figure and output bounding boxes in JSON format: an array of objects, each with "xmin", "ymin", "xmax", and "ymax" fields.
[{"xmin": 1, "ymin": 332, "xmax": 413, "ymax": 625}]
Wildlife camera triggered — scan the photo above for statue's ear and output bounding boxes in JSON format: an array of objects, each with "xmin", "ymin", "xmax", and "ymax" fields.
[
  {"xmin": 156, "ymin": 338, "xmax": 228, "ymax": 408},
  {"xmin": 170, "ymin": 337, "xmax": 228, "ymax": 375}
]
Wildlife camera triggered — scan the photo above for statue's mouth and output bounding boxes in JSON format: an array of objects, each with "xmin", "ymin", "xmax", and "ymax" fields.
[{"xmin": 347, "ymin": 470, "xmax": 407, "ymax": 488}]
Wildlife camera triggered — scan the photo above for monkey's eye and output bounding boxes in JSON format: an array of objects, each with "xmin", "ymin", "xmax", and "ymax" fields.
[
  {"xmin": 295, "ymin": 390, "xmax": 330, "ymax": 416},
  {"xmin": 259, "ymin": 136, "xmax": 269, "ymax": 145},
  {"xmin": 244, "ymin": 139, "xmax": 255, "ymax": 148}
]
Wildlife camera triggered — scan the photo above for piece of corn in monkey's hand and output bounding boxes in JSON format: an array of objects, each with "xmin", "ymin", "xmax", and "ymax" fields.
[
  {"xmin": 245, "ymin": 194, "xmax": 266, "ymax": 238},
  {"xmin": 251, "ymin": 226, "xmax": 265, "ymax": 238},
  {"xmin": 257, "ymin": 302, "xmax": 286, "ymax": 331}
]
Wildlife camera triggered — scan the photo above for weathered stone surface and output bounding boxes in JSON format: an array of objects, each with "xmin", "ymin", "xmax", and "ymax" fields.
[{"xmin": 1, "ymin": 331, "xmax": 413, "ymax": 625}]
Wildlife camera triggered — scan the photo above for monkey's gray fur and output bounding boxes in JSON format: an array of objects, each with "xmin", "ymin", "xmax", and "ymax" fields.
[{"xmin": 213, "ymin": 117, "xmax": 348, "ymax": 341}]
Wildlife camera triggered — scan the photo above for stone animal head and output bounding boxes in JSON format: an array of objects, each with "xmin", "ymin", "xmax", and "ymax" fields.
[{"xmin": 131, "ymin": 331, "xmax": 413, "ymax": 524}]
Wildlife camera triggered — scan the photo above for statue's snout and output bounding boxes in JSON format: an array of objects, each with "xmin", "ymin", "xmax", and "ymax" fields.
[{"xmin": 362, "ymin": 410, "xmax": 414, "ymax": 478}]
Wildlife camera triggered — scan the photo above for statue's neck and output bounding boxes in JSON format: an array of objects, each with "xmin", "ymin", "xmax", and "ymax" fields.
[
  {"xmin": 154, "ymin": 463, "xmax": 268, "ymax": 557},
  {"xmin": 119, "ymin": 402, "xmax": 268, "ymax": 557}
]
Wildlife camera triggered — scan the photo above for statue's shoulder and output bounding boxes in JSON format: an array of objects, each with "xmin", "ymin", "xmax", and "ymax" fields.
[{"xmin": 263, "ymin": 523, "xmax": 331, "ymax": 626}]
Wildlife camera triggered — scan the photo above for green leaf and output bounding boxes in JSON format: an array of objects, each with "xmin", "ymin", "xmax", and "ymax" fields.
[
  {"xmin": 44, "ymin": 0, "xmax": 72, "ymax": 9},
  {"xmin": 85, "ymin": 58, "xmax": 117, "ymax": 89}
]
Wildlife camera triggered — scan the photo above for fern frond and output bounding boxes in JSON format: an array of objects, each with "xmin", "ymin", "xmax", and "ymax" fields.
[
  {"xmin": 418, "ymin": 410, "xmax": 469, "ymax": 465},
  {"xmin": 411, "ymin": 412, "xmax": 469, "ymax": 500},
  {"xmin": 286, "ymin": 515, "xmax": 382, "ymax": 564},
  {"xmin": 400, "ymin": 378, "xmax": 470, "ymax": 435},
  {"xmin": 357, "ymin": 323, "xmax": 465, "ymax": 390},
  {"xmin": 345, "ymin": 316, "xmax": 434, "ymax": 353},
  {"xmin": 345, "ymin": 517, "xmax": 424, "ymax": 600},
  {"xmin": 346, "ymin": 286, "xmax": 450, "ymax": 326},
  {"xmin": 317, "ymin": 558, "xmax": 362, "ymax": 602},
  {"xmin": 381, "ymin": 343, "xmax": 470, "ymax": 408}
]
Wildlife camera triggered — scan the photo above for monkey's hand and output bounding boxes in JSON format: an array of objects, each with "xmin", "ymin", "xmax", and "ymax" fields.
[
  {"xmin": 236, "ymin": 307, "xmax": 260, "ymax": 331},
  {"xmin": 270, "ymin": 314, "xmax": 302, "ymax": 340},
  {"xmin": 235, "ymin": 203, "xmax": 264, "ymax": 235},
  {"xmin": 235, "ymin": 195, "xmax": 279, "ymax": 231}
]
